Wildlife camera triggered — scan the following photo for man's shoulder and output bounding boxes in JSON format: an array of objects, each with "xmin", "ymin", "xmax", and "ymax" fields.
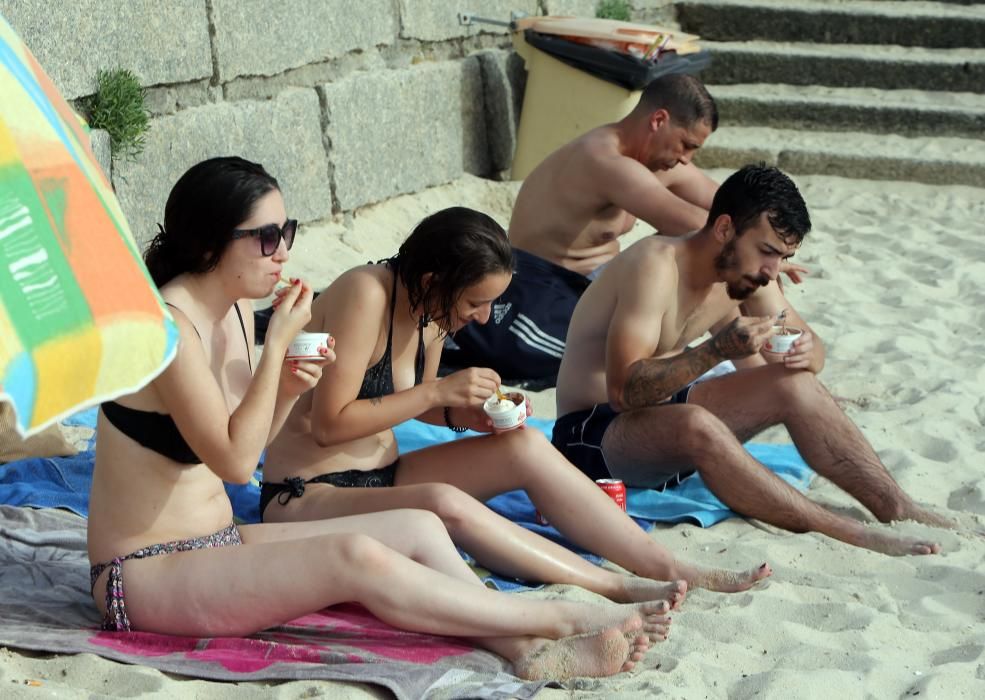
[
  {"xmin": 561, "ymin": 125, "xmax": 624, "ymax": 163},
  {"xmin": 612, "ymin": 237, "xmax": 678, "ymax": 287},
  {"xmin": 604, "ymin": 235, "xmax": 677, "ymax": 288},
  {"xmin": 627, "ymin": 235, "xmax": 677, "ymax": 265}
]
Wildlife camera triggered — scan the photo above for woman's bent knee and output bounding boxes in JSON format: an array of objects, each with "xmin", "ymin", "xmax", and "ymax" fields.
[
  {"xmin": 496, "ymin": 425, "xmax": 549, "ymax": 451},
  {"xmin": 334, "ymin": 532, "xmax": 395, "ymax": 575},
  {"xmin": 417, "ymin": 484, "xmax": 477, "ymax": 529},
  {"xmin": 388, "ymin": 507, "xmax": 451, "ymax": 541},
  {"xmin": 492, "ymin": 428, "xmax": 555, "ymax": 477}
]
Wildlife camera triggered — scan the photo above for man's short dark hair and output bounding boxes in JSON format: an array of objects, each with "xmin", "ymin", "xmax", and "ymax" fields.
[
  {"xmin": 636, "ymin": 74, "xmax": 718, "ymax": 131},
  {"xmin": 708, "ymin": 164, "xmax": 811, "ymax": 244}
]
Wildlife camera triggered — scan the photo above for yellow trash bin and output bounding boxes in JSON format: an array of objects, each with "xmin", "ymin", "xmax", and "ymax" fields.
[{"xmin": 508, "ymin": 17, "xmax": 703, "ymax": 180}]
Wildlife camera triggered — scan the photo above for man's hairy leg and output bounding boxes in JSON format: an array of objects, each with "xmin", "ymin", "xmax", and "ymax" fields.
[
  {"xmin": 689, "ymin": 367, "xmax": 946, "ymax": 551},
  {"xmin": 603, "ymin": 391, "xmax": 941, "ymax": 557},
  {"xmin": 716, "ymin": 366, "xmax": 958, "ymax": 532}
]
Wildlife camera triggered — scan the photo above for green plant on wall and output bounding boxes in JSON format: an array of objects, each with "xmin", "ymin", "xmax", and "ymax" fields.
[
  {"xmin": 80, "ymin": 69, "xmax": 150, "ymax": 162},
  {"xmin": 596, "ymin": 0, "xmax": 632, "ymax": 21}
]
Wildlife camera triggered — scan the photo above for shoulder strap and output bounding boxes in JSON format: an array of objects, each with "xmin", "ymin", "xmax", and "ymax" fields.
[
  {"xmin": 383, "ymin": 266, "xmax": 398, "ymax": 354},
  {"xmin": 165, "ymin": 302, "xmax": 202, "ymax": 340},
  {"xmin": 414, "ymin": 316, "xmax": 426, "ymax": 386},
  {"xmin": 233, "ymin": 303, "xmax": 253, "ymax": 371}
]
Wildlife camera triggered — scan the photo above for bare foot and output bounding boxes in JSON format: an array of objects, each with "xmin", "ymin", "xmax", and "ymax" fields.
[
  {"xmin": 855, "ymin": 525, "xmax": 941, "ymax": 556},
  {"xmin": 898, "ymin": 504, "xmax": 985, "ymax": 537},
  {"xmin": 570, "ymin": 599, "xmax": 672, "ymax": 643},
  {"xmin": 633, "ymin": 599, "xmax": 673, "ymax": 643},
  {"xmin": 619, "ymin": 576, "xmax": 688, "ymax": 609},
  {"xmin": 641, "ymin": 613, "xmax": 671, "ymax": 643},
  {"xmin": 513, "ymin": 628, "xmax": 636, "ymax": 680},
  {"xmin": 623, "ymin": 630, "xmax": 651, "ymax": 671},
  {"xmin": 680, "ymin": 562, "xmax": 773, "ymax": 593},
  {"xmin": 901, "ymin": 503, "xmax": 957, "ymax": 528}
]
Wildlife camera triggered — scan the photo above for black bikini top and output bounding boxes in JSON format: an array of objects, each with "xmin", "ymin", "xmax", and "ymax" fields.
[
  {"xmin": 357, "ymin": 261, "xmax": 425, "ymax": 400},
  {"xmin": 101, "ymin": 303, "xmax": 252, "ymax": 464}
]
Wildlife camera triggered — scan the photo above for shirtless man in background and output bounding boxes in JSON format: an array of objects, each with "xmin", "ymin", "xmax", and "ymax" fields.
[
  {"xmin": 442, "ymin": 73, "xmax": 721, "ymax": 385},
  {"xmin": 553, "ymin": 163, "xmax": 953, "ymax": 557},
  {"xmin": 510, "ymin": 77, "xmax": 717, "ymax": 277}
]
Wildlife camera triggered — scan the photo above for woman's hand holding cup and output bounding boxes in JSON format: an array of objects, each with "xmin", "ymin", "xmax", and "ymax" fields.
[
  {"xmin": 436, "ymin": 367, "xmax": 502, "ymax": 408},
  {"xmin": 266, "ymin": 278, "xmax": 313, "ymax": 350}
]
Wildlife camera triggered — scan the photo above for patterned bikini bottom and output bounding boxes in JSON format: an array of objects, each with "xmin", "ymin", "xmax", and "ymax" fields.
[{"xmin": 89, "ymin": 522, "xmax": 243, "ymax": 631}]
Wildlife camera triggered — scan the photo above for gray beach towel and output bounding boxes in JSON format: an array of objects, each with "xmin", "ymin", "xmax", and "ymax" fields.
[{"xmin": 0, "ymin": 505, "xmax": 546, "ymax": 700}]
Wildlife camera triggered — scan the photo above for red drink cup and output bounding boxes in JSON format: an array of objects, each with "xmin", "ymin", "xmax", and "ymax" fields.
[{"xmin": 596, "ymin": 478, "xmax": 627, "ymax": 510}]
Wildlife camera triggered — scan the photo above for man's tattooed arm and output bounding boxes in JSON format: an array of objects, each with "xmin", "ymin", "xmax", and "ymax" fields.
[
  {"xmin": 621, "ymin": 342, "xmax": 721, "ymax": 410},
  {"xmin": 620, "ymin": 316, "xmax": 765, "ymax": 410}
]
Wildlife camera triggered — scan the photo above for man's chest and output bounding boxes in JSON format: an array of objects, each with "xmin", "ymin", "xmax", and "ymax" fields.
[{"xmin": 660, "ymin": 292, "xmax": 737, "ymax": 355}]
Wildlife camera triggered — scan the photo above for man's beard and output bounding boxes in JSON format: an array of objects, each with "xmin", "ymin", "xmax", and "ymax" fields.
[{"xmin": 715, "ymin": 240, "xmax": 769, "ymax": 300}]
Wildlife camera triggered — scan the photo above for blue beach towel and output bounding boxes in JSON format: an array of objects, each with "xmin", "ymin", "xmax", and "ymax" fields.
[
  {"xmin": 0, "ymin": 451, "xmax": 95, "ymax": 516},
  {"xmin": 1, "ymin": 412, "xmax": 812, "ymax": 590},
  {"xmin": 393, "ymin": 417, "xmax": 814, "ymax": 529}
]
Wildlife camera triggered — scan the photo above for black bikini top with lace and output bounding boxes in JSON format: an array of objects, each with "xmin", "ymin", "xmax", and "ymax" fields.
[
  {"xmin": 101, "ymin": 303, "xmax": 252, "ymax": 464},
  {"xmin": 357, "ymin": 262, "xmax": 426, "ymax": 400}
]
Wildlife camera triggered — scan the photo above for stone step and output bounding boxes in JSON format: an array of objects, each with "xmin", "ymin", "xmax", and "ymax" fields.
[
  {"xmin": 693, "ymin": 126, "xmax": 985, "ymax": 187},
  {"xmin": 677, "ymin": 0, "xmax": 985, "ymax": 49},
  {"xmin": 700, "ymin": 40, "xmax": 985, "ymax": 92},
  {"xmin": 708, "ymin": 83, "xmax": 985, "ymax": 138}
]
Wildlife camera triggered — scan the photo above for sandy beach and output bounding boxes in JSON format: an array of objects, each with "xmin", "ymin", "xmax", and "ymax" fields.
[{"xmin": 2, "ymin": 170, "xmax": 984, "ymax": 698}]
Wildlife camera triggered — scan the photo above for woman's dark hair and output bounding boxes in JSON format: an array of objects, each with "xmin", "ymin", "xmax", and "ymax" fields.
[
  {"xmin": 393, "ymin": 206, "xmax": 513, "ymax": 330},
  {"xmin": 144, "ymin": 156, "xmax": 280, "ymax": 287},
  {"xmin": 706, "ymin": 163, "xmax": 811, "ymax": 244}
]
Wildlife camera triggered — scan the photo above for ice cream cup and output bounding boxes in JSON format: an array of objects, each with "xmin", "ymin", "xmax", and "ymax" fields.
[
  {"xmin": 286, "ymin": 331, "xmax": 331, "ymax": 361},
  {"xmin": 483, "ymin": 391, "xmax": 527, "ymax": 431},
  {"xmin": 763, "ymin": 325, "xmax": 803, "ymax": 354}
]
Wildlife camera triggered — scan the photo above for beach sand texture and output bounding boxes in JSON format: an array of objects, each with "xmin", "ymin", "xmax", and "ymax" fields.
[{"xmin": 2, "ymin": 171, "xmax": 984, "ymax": 698}]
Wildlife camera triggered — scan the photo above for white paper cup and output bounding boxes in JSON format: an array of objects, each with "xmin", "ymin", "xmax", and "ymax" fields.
[
  {"xmin": 286, "ymin": 331, "xmax": 331, "ymax": 361},
  {"xmin": 483, "ymin": 392, "xmax": 526, "ymax": 431},
  {"xmin": 763, "ymin": 326, "xmax": 803, "ymax": 354}
]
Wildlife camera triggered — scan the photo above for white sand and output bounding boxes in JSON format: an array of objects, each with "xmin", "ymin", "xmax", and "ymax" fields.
[{"xmin": 4, "ymin": 171, "xmax": 984, "ymax": 698}]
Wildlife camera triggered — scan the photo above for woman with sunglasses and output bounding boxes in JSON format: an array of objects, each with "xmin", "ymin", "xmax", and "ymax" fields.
[
  {"xmin": 262, "ymin": 206, "xmax": 772, "ymax": 603},
  {"xmin": 88, "ymin": 157, "xmax": 671, "ymax": 681}
]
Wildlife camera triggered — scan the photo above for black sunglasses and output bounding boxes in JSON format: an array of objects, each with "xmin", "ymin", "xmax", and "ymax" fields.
[{"xmin": 231, "ymin": 219, "xmax": 298, "ymax": 256}]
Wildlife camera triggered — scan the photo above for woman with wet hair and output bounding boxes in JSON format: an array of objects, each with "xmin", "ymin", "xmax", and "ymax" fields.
[
  {"xmin": 88, "ymin": 160, "xmax": 664, "ymax": 681},
  {"xmin": 263, "ymin": 206, "xmax": 771, "ymax": 603}
]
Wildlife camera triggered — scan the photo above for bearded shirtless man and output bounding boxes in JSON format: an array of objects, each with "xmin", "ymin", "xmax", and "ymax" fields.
[
  {"xmin": 443, "ymin": 74, "xmax": 720, "ymax": 384},
  {"xmin": 553, "ymin": 164, "xmax": 952, "ymax": 557}
]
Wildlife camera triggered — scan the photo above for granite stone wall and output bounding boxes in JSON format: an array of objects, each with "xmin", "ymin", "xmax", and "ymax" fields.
[{"xmin": 2, "ymin": 0, "xmax": 676, "ymax": 247}]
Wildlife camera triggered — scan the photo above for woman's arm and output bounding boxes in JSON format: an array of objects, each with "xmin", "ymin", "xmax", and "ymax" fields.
[
  {"xmin": 156, "ymin": 283, "xmax": 314, "ymax": 483},
  {"xmin": 237, "ymin": 298, "xmax": 298, "ymax": 445},
  {"xmin": 307, "ymin": 272, "xmax": 499, "ymax": 447},
  {"xmin": 256, "ymin": 297, "xmax": 334, "ymax": 445},
  {"xmin": 416, "ymin": 334, "xmax": 500, "ymax": 432},
  {"xmin": 307, "ymin": 272, "xmax": 436, "ymax": 446}
]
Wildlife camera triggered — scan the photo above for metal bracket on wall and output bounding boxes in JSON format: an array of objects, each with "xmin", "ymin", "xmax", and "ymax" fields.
[{"xmin": 457, "ymin": 10, "xmax": 529, "ymax": 30}]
